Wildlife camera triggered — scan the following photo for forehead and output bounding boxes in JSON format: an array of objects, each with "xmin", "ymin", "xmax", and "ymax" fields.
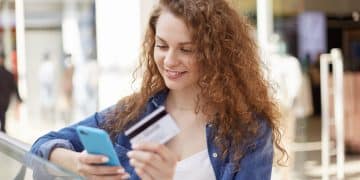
[{"xmin": 155, "ymin": 11, "xmax": 193, "ymax": 43}]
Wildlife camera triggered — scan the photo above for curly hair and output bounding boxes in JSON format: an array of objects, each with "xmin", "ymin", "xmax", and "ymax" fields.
[{"xmin": 104, "ymin": 0, "xmax": 286, "ymax": 166}]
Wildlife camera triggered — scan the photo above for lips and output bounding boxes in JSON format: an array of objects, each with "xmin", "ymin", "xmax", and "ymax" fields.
[{"xmin": 165, "ymin": 69, "xmax": 187, "ymax": 80}]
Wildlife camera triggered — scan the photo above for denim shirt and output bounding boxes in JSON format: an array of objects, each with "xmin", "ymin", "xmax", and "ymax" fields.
[{"xmin": 31, "ymin": 90, "xmax": 274, "ymax": 180}]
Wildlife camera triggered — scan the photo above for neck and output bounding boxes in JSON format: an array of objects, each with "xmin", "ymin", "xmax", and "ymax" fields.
[{"xmin": 166, "ymin": 88, "xmax": 201, "ymax": 111}]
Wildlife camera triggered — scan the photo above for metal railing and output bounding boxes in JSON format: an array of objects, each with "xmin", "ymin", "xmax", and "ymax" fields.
[{"xmin": 0, "ymin": 132, "xmax": 82, "ymax": 179}]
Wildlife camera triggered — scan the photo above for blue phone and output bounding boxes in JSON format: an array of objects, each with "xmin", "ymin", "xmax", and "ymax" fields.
[{"xmin": 76, "ymin": 126, "xmax": 120, "ymax": 166}]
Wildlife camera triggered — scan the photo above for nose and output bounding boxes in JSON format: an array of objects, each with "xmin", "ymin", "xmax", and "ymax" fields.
[{"xmin": 164, "ymin": 49, "xmax": 179, "ymax": 67}]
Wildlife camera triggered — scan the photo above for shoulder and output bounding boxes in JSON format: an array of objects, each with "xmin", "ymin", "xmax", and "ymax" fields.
[
  {"xmin": 93, "ymin": 105, "xmax": 117, "ymax": 125},
  {"xmin": 254, "ymin": 114, "xmax": 272, "ymax": 145},
  {"xmin": 232, "ymin": 116, "xmax": 274, "ymax": 180},
  {"xmin": 255, "ymin": 115, "xmax": 272, "ymax": 139},
  {"xmin": 245, "ymin": 114, "xmax": 273, "ymax": 154}
]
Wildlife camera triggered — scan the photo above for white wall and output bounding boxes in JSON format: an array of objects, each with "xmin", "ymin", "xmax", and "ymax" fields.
[{"xmin": 95, "ymin": 0, "xmax": 158, "ymax": 109}]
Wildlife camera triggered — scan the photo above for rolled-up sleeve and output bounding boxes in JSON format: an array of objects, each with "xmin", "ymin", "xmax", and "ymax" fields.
[
  {"xmin": 30, "ymin": 107, "xmax": 114, "ymax": 160},
  {"xmin": 35, "ymin": 139, "xmax": 75, "ymax": 160}
]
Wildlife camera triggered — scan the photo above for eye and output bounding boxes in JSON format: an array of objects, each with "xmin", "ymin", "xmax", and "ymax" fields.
[
  {"xmin": 180, "ymin": 48, "xmax": 194, "ymax": 53},
  {"xmin": 155, "ymin": 44, "xmax": 168, "ymax": 50}
]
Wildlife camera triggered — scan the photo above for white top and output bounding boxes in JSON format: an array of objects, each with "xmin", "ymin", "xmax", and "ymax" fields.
[{"xmin": 173, "ymin": 149, "xmax": 216, "ymax": 180}]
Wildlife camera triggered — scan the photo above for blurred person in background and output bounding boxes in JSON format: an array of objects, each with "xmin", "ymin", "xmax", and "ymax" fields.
[
  {"xmin": 31, "ymin": 0, "xmax": 287, "ymax": 179},
  {"xmin": 38, "ymin": 52, "xmax": 56, "ymax": 121},
  {"xmin": 82, "ymin": 58, "xmax": 99, "ymax": 115},
  {"xmin": 58, "ymin": 53, "xmax": 74, "ymax": 123},
  {"xmin": 0, "ymin": 52, "xmax": 22, "ymax": 133}
]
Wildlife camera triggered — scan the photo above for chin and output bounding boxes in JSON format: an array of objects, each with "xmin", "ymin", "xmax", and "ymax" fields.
[
  {"xmin": 165, "ymin": 81, "xmax": 197, "ymax": 92},
  {"xmin": 164, "ymin": 81, "xmax": 186, "ymax": 91},
  {"xmin": 165, "ymin": 83, "xmax": 183, "ymax": 91}
]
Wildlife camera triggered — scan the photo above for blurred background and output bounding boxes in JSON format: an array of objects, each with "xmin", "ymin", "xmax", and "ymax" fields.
[{"xmin": 0, "ymin": 0, "xmax": 360, "ymax": 179}]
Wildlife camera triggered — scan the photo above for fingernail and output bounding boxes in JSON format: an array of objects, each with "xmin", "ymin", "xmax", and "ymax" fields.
[
  {"xmin": 135, "ymin": 168, "xmax": 142, "ymax": 175},
  {"xmin": 132, "ymin": 144, "xmax": 139, "ymax": 149},
  {"xmin": 127, "ymin": 151, "xmax": 133, "ymax": 157},
  {"xmin": 102, "ymin": 157, "xmax": 109, "ymax": 162},
  {"xmin": 117, "ymin": 168, "xmax": 125, "ymax": 173},
  {"xmin": 121, "ymin": 173, "xmax": 130, "ymax": 179}
]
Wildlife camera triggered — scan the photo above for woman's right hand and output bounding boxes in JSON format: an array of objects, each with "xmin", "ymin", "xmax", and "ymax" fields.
[{"xmin": 75, "ymin": 151, "xmax": 130, "ymax": 179}]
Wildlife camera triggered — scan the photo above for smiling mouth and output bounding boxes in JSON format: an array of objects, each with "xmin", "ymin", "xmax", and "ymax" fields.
[{"xmin": 165, "ymin": 69, "xmax": 187, "ymax": 79}]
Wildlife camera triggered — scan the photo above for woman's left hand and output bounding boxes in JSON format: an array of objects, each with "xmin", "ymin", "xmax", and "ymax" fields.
[{"xmin": 127, "ymin": 142, "xmax": 178, "ymax": 180}]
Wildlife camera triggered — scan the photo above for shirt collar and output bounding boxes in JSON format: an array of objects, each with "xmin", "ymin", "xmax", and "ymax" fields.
[{"xmin": 150, "ymin": 89, "xmax": 169, "ymax": 107}]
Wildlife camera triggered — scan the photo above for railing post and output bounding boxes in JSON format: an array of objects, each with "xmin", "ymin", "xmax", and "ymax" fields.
[
  {"xmin": 320, "ymin": 53, "xmax": 331, "ymax": 180},
  {"xmin": 320, "ymin": 48, "xmax": 345, "ymax": 180},
  {"xmin": 331, "ymin": 49, "xmax": 345, "ymax": 180}
]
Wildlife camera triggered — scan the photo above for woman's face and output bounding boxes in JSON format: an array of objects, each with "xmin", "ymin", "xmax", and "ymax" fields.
[{"xmin": 154, "ymin": 11, "xmax": 199, "ymax": 92}]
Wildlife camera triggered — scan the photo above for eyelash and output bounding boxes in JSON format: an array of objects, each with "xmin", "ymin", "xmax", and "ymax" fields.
[
  {"xmin": 155, "ymin": 45, "xmax": 193, "ymax": 53},
  {"xmin": 180, "ymin": 48, "xmax": 193, "ymax": 53},
  {"xmin": 155, "ymin": 45, "xmax": 168, "ymax": 49}
]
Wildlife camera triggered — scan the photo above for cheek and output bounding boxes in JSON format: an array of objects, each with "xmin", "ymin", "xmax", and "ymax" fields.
[
  {"xmin": 154, "ymin": 51, "xmax": 164, "ymax": 70},
  {"xmin": 188, "ymin": 61, "xmax": 200, "ymax": 79},
  {"xmin": 186, "ymin": 58, "xmax": 199, "ymax": 71}
]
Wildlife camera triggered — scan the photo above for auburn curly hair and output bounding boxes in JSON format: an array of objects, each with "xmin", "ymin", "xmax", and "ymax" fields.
[{"xmin": 104, "ymin": 0, "xmax": 286, "ymax": 166}]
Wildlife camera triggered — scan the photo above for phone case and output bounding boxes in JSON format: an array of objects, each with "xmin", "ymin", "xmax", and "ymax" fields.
[{"xmin": 76, "ymin": 126, "xmax": 120, "ymax": 166}]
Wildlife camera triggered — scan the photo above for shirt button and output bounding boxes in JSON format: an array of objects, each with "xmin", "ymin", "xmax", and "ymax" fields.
[{"xmin": 212, "ymin": 153, "xmax": 218, "ymax": 158}]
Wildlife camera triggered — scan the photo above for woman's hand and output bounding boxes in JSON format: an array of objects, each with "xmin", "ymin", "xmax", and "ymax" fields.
[
  {"xmin": 50, "ymin": 148, "xmax": 130, "ymax": 179},
  {"xmin": 127, "ymin": 142, "xmax": 178, "ymax": 180},
  {"xmin": 75, "ymin": 151, "xmax": 130, "ymax": 180}
]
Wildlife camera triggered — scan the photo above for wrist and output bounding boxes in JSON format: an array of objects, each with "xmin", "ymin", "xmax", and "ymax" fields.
[{"xmin": 49, "ymin": 148, "xmax": 80, "ymax": 174}]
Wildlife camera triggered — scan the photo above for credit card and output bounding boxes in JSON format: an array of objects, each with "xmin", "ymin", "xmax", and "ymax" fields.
[{"xmin": 124, "ymin": 106, "xmax": 180, "ymax": 145}]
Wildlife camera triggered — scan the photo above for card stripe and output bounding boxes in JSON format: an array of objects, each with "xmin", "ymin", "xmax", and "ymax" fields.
[{"xmin": 126, "ymin": 110, "xmax": 167, "ymax": 139}]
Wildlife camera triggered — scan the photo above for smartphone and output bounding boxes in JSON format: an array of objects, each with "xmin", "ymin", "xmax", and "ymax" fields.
[{"xmin": 76, "ymin": 125, "xmax": 120, "ymax": 166}]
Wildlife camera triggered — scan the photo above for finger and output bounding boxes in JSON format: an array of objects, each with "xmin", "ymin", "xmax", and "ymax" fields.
[
  {"xmin": 135, "ymin": 167, "xmax": 153, "ymax": 180},
  {"xmin": 127, "ymin": 150, "xmax": 163, "ymax": 170},
  {"xmin": 80, "ymin": 164, "xmax": 126, "ymax": 176},
  {"xmin": 132, "ymin": 143, "xmax": 175, "ymax": 162},
  {"xmin": 130, "ymin": 158, "xmax": 162, "ymax": 179},
  {"xmin": 87, "ymin": 174, "xmax": 128, "ymax": 180},
  {"xmin": 78, "ymin": 151, "xmax": 109, "ymax": 164},
  {"xmin": 121, "ymin": 173, "xmax": 131, "ymax": 180}
]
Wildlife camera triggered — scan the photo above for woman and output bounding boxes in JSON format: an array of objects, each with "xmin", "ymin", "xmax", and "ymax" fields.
[{"xmin": 31, "ymin": 0, "xmax": 285, "ymax": 179}]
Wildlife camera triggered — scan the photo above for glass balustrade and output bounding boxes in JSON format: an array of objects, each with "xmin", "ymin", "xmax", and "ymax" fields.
[{"xmin": 0, "ymin": 132, "xmax": 82, "ymax": 180}]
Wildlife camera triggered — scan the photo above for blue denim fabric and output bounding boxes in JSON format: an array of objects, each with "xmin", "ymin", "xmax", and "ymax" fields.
[{"xmin": 31, "ymin": 90, "xmax": 274, "ymax": 180}]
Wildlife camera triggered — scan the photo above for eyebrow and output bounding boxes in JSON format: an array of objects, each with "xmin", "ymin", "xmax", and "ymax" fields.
[{"xmin": 155, "ymin": 36, "xmax": 193, "ymax": 45}]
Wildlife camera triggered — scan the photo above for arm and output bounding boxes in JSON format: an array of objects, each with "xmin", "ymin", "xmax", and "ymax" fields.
[
  {"xmin": 9, "ymin": 74, "xmax": 22, "ymax": 102},
  {"xmin": 30, "ymin": 107, "xmax": 114, "ymax": 159},
  {"xmin": 30, "ymin": 107, "xmax": 129, "ymax": 178},
  {"xmin": 234, "ymin": 121, "xmax": 274, "ymax": 180},
  {"xmin": 48, "ymin": 147, "xmax": 128, "ymax": 179},
  {"xmin": 14, "ymin": 82, "xmax": 22, "ymax": 102},
  {"xmin": 49, "ymin": 148, "xmax": 81, "ymax": 172}
]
